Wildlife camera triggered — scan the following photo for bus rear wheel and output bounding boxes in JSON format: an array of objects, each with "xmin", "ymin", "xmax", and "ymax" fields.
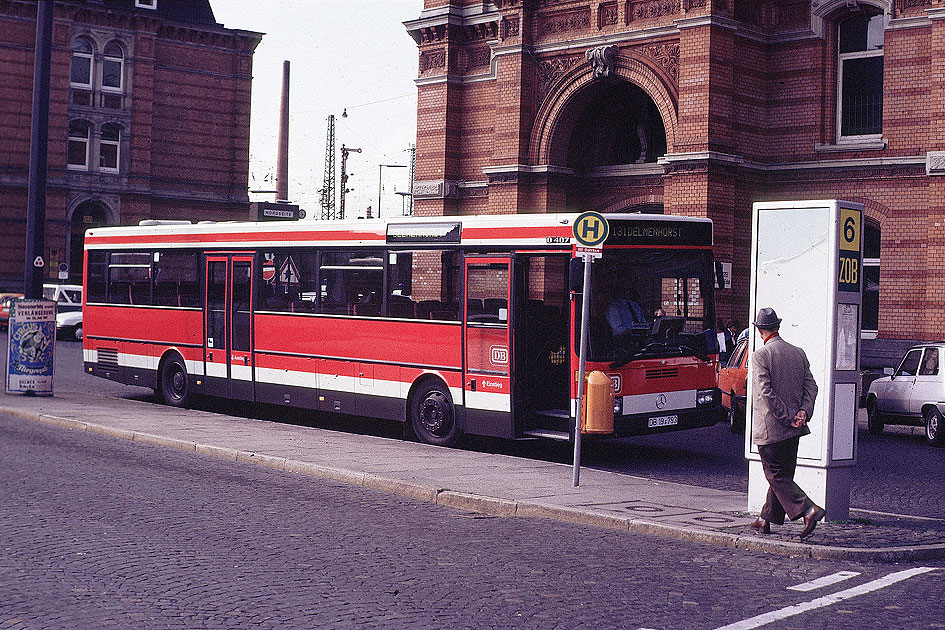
[
  {"xmin": 159, "ymin": 355, "xmax": 191, "ymax": 408},
  {"xmin": 411, "ymin": 381, "xmax": 460, "ymax": 447}
]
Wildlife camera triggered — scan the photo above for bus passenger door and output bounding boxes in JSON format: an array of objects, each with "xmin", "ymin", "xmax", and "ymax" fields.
[
  {"xmin": 203, "ymin": 255, "xmax": 255, "ymax": 401},
  {"xmin": 229, "ymin": 256, "xmax": 255, "ymax": 401},
  {"xmin": 204, "ymin": 256, "xmax": 230, "ymax": 398},
  {"xmin": 463, "ymin": 257, "xmax": 513, "ymax": 438}
]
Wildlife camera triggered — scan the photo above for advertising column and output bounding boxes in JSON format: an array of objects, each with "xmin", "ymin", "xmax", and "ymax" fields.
[
  {"xmin": 747, "ymin": 200, "xmax": 863, "ymax": 521},
  {"xmin": 5, "ymin": 299, "xmax": 56, "ymax": 395}
]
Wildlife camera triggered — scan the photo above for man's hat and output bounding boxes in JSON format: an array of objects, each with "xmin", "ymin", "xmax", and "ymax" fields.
[{"xmin": 753, "ymin": 307, "xmax": 781, "ymax": 328}]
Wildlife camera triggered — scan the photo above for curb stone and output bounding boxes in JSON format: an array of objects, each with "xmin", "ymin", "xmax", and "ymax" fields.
[{"xmin": 4, "ymin": 404, "xmax": 945, "ymax": 563}]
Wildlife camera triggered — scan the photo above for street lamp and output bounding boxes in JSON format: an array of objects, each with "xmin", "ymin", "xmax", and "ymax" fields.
[{"xmin": 377, "ymin": 163, "xmax": 407, "ymax": 218}]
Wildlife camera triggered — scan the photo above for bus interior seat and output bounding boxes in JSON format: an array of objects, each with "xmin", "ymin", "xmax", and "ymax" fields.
[
  {"xmin": 466, "ymin": 298, "xmax": 484, "ymax": 318},
  {"xmin": 388, "ymin": 298, "xmax": 416, "ymax": 319},
  {"xmin": 130, "ymin": 281, "xmax": 150, "ymax": 305}
]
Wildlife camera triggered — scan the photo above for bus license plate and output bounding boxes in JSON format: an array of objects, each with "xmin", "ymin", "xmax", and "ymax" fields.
[{"xmin": 648, "ymin": 415, "xmax": 679, "ymax": 428}]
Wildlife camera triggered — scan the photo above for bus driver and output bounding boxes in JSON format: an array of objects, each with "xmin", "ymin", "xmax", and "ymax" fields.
[{"xmin": 606, "ymin": 284, "xmax": 647, "ymax": 335}]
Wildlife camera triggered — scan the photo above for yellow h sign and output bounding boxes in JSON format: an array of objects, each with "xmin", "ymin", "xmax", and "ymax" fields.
[{"xmin": 573, "ymin": 212, "xmax": 609, "ymax": 247}]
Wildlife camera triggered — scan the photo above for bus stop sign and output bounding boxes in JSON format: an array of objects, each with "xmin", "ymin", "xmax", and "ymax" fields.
[{"xmin": 573, "ymin": 212, "xmax": 609, "ymax": 248}]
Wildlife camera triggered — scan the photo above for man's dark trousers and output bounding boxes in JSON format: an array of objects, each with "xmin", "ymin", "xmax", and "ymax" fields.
[{"xmin": 758, "ymin": 436, "xmax": 814, "ymax": 525}]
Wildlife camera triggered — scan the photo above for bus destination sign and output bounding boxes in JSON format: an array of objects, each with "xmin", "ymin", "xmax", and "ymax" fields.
[
  {"xmin": 605, "ymin": 219, "xmax": 712, "ymax": 247},
  {"xmin": 387, "ymin": 222, "xmax": 462, "ymax": 244}
]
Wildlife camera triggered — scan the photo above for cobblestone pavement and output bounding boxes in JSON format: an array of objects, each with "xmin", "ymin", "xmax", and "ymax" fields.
[{"xmin": 2, "ymin": 414, "xmax": 945, "ymax": 630}]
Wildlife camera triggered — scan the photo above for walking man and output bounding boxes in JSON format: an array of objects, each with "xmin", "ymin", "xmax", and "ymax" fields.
[{"xmin": 749, "ymin": 307, "xmax": 826, "ymax": 539}]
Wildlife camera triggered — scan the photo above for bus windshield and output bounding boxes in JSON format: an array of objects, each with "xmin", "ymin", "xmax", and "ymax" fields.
[{"xmin": 582, "ymin": 249, "xmax": 717, "ymax": 364}]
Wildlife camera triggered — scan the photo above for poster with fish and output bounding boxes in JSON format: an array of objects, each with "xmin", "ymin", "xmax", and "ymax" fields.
[{"xmin": 6, "ymin": 299, "xmax": 55, "ymax": 395}]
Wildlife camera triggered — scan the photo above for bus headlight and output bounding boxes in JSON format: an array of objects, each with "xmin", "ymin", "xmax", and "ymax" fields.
[
  {"xmin": 613, "ymin": 397, "xmax": 623, "ymax": 416},
  {"xmin": 696, "ymin": 388, "xmax": 719, "ymax": 407}
]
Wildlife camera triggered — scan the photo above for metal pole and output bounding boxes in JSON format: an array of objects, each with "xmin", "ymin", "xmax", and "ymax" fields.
[
  {"xmin": 377, "ymin": 164, "xmax": 382, "ymax": 218},
  {"xmin": 573, "ymin": 253, "xmax": 593, "ymax": 487},
  {"xmin": 25, "ymin": 0, "xmax": 53, "ymax": 299}
]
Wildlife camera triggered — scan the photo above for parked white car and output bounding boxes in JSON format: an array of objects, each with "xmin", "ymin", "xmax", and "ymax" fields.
[
  {"xmin": 43, "ymin": 283, "xmax": 83, "ymax": 340},
  {"xmin": 865, "ymin": 344, "xmax": 945, "ymax": 447}
]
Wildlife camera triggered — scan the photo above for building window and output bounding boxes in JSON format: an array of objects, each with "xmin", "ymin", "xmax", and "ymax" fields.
[
  {"xmin": 838, "ymin": 12, "xmax": 884, "ymax": 139},
  {"xmin": 100, "ymin": 124, "xmax": 121, "ymax": 172},
  {"xmin": 862, "ymin": 221, "xmax": 880, "ymax": 336},
  {"xmin": 70, "ymin": 38, "xmax": 93, "ymax": 88},
  {"xmin": 135, "ymin": 0, "xmax": 157, "ymax": 8},
  {"xmin": 101, "ymin": 41, "xmax": 124, "ymax": 92},
  {"xmin": 67, "ymin": 120, "xmax": 90, "ymax": 169}
]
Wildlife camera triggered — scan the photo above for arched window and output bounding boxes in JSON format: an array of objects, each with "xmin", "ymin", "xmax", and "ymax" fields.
[
  {"xmin": 838, "ymin": 12, "xmax": 884, "ymax": 139},
  {"xmin": 100, "ymin": 124, "xmax": 121, "ymax": 172},
  {"xmin": 70, "ymin": 38, "xmax": 93, "ymax": 88},
  {"xmin": 67, "ymin": 120, "xmax": 90, "ymax": 169},
  {"xmin": 102, "ymin": 41, "xmax": 124, "ymax": 92}
]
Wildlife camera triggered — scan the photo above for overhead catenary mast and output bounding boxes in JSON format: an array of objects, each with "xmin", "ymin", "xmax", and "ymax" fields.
[{"xmin": 319, "ymin": 114, "xmax": 336, "ymax": 220}]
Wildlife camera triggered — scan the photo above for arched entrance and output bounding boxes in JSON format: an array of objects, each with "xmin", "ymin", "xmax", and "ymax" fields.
[
  {"xmin": 532, "ymin": 54, "xmax": 676, "ymax": 215},
  {"xmin": 69, "ymin": 201, "xmax": 109, "ymax": 282},
  {"xmin": 557, "ymin": 79, "xmax": 667, "ymax": 170}
]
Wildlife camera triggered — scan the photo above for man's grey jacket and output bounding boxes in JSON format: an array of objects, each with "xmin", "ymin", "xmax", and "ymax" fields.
[{"xmin": 750, "ymin": 335, "xmax": 818, "ymax": 446}]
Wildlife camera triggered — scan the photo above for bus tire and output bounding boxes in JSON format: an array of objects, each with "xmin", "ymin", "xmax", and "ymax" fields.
[
  {"xmin": 159, "ymin": 354, "xmax": 191, "ymax": 408},
  {"xmin": 410, "ymin": 380, "xmax": 460, "ymax": 447}
]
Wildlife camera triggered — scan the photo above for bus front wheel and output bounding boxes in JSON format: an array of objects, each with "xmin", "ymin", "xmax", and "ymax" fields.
[
  {"xmin": 410, "ymin": 380, "xmax": 460, "ymax": 447},
  {"xmin": 159, "ymin": 355, "xmax": 191, "ymax": 408}
]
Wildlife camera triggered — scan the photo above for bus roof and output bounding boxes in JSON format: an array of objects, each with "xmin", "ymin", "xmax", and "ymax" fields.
[{"xmin": 84, "ymin": 212, "xmax": 713, "ymax": 250}]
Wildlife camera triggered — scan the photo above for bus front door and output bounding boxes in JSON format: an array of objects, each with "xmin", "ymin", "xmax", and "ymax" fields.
[
  {"xmin": 203, "ymin": 255, "xmax": 255, "ymax": 401},
  {"xmin": 463, "ymin": 257, "xmax": 514, "ymax": 438}
]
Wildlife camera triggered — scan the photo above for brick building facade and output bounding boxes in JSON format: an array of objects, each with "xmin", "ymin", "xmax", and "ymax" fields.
[
  {"xmin": 0, "ymin": 0, "xmax": 261, "ymax": 289},
  {"xmin": 406, "ymin": 0, "xmax": 945, "ymax": 361}
]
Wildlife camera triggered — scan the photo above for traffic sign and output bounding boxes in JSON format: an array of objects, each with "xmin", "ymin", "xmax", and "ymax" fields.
[{"xmin": 573, "ymin": 212, "xmax": 609, "ymax": 248}]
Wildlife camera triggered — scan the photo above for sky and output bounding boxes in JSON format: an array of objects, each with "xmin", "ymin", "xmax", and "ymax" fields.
[{"xmin": 211, "ymin": 0, "xmax": 423, "ymax": 219}]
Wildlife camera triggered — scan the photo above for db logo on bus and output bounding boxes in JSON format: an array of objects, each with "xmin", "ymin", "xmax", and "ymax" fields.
[
  {"xmin": 490, "ymin": 345, "xmax": 509, "ymax": 365},
  {"xmin": 606, "ymin": 373, "xmax": 622, "ymax": 394}
]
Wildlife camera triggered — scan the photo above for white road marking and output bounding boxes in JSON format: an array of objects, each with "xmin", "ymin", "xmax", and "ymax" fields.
[
  {"xmin": 788, "ymin": 571, "xmax": 860, "ymax": 592},
  {"xmin": 713, "ymin": 567, "xmax": 937, "ymax": 630}
]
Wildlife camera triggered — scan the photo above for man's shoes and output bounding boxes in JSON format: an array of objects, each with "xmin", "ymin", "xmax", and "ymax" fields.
[
  {"xmin": 799, "ymin": 505, "xmax": 826, "ymax": 539},
  {"xmin": 749, "ymin": 517, "xmax": 770, "ymax": 535}
]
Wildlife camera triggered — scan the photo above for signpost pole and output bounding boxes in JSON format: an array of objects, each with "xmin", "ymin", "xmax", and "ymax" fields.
[
  {"xmin": 570, "ymin": 211, "xmax": 609, "ymax": 488},
  {"xmin": 573, "ymin": 252, "xmax": 593, "ymax": 487}
]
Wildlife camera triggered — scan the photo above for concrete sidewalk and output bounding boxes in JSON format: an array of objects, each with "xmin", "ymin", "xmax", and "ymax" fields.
[{"xmin": 3, "ymin": 390, "xmax": 944, "ymax": 563}]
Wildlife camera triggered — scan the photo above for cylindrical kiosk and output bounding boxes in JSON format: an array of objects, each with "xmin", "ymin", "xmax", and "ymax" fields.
[
  {"xmin": 5, "ymin": 298, "xmax": 56, "ymax": 396},
  {"xmin": 582, "ymin": 370, "xmax": 615, "ymax": 434}
]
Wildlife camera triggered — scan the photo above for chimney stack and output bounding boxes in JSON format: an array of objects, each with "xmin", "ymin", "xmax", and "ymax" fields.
[{"xmin": 276, "ymin": 60, "xmax": 290, "ymax": 202}]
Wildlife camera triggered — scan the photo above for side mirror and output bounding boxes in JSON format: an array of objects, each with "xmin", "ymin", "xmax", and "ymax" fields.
[
  {"xmin": 883, "ymin": 367, "xmax": 895, "ymax": 376},
  {"xmin": 569, "ymin": 257, "xmax": 584, "ymax": 293}
]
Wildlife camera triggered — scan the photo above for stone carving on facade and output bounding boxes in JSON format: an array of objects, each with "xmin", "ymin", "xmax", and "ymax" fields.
[
  {"xmin": 684, "ymin": 0, "xmax": 707, "ymax": 9},
  {"xmin": 541, "ymin": 8, "xmax": 591, "ymax": 35},
  {"xmin": 628, "ymin": 0, "xmax": 681, "ymax": 22},
  {"xmin": 600, "ymin": 2, "xmax": 619, "ymax": 26},
  {"xmin": 419, "ymin": 49, "xmax": 446, "ymax": 73},
  {"xmin": 928, "ymin": 152, "xmax": 945, "ymax": 177},
  {"xmin": 503, "ymin": 15, "xmax": 520, "ymax": 38},
  {"xmin": 642, "ymin": 43, "xmax": 680, "ymax": 82},
  {"xmin": 586, "ymin": 45, "xmax": 617, "ymax": 79},
  {"xmin": 895, "ymin": 0, "xmax": 931, "ymax": 14},
  {"xmin": 537, "ymin": 55, "xmax": 581, "ymax": 100},
  {"xmin": 466, "ymin": 46, "xmax": 491, "ymax": 70}
]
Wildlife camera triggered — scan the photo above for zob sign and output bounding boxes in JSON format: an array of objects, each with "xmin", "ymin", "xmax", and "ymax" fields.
[{"xmin": 838, "ymin": 206, "xmax": 861, "ymax": 293}]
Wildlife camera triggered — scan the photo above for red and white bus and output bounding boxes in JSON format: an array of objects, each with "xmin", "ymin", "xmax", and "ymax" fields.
[{"xmin": 82, "ymin": 212, "xmax": 722, "ymax": 446}]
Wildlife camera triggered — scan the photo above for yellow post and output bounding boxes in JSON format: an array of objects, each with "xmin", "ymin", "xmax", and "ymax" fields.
[{"xmin": 582, "ymin": 370, "xmax": 615, "ymax": 434}]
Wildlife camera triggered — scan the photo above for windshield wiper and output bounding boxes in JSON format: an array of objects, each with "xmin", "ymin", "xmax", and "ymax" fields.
[{"xmin": 676, "ymin": 343, "xmax": 711, "ymax": 363}]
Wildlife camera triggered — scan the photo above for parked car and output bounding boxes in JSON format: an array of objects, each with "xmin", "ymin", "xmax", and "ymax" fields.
[
  {"xmin": 0, "ymin": 293, "xmax": 24, "ymax": 330},
  {"xmin": 865, "ymin": 344, "xmax": 945, "ymax": 447},
  {"xmin": 718, "ymin": 337, "xmax": 750, "ymax": 434},
  {"xmin": 43, "ymin": 283, "xmax": 83, "ymax": 340}
]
